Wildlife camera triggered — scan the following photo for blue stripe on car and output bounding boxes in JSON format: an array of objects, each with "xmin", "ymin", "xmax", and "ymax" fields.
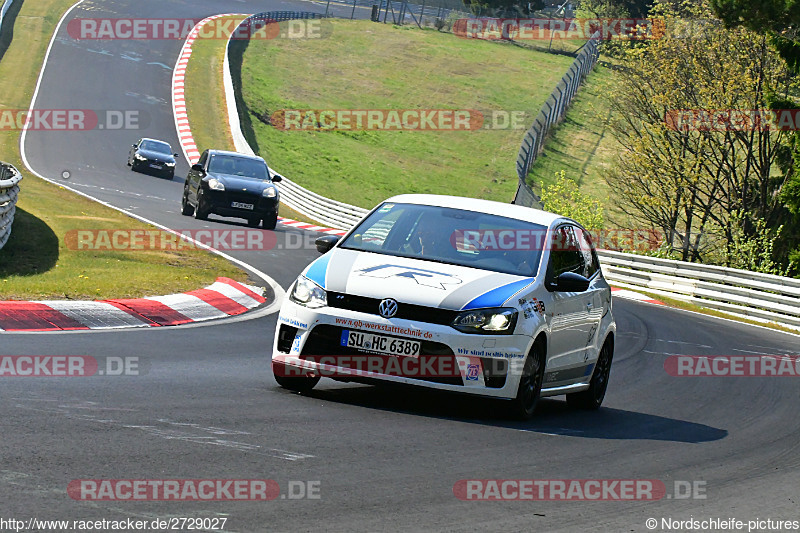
[
  {"xmin": 461, "ymin": 278, "xmax": 535, "ymax": 310},
  {"xmin": 305, "ymin": 254, "xmax": 331, "ymax": 289}
]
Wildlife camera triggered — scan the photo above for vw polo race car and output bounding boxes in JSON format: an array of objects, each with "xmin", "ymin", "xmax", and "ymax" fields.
[{"xmin": 272, "ymin": 194, "xmax": 616, "ymax": 419}]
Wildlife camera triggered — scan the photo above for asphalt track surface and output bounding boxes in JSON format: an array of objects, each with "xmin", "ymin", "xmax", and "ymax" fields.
[{"xmin": 4, "ymin": 1, "xmax": 800, "ymax": 531}]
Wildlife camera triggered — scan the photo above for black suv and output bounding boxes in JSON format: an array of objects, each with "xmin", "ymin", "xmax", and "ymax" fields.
[{"xmin": 181, "ymin": 149, "xmax": 282, "ymax": 229}]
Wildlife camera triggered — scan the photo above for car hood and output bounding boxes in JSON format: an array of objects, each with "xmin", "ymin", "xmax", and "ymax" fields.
[
  {"xmin": 206, "ymin": 173, "xmax": 274, "ymax": 191},
  {"xmin": 138, "ymin": 149, "xmax": 174, "ymax": 163},
  {"xmin": 303, "ymin": 248, "xmax": 535, "ymax": 311}
]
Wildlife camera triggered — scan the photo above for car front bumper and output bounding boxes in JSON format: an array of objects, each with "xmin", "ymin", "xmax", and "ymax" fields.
[
  {"xmin": 272, "ymin": 299, "xmax": 534, "ymax": 400},
  {"xmin": 205, "ymin": 190, "xmax": 278, "ymax": 219}
]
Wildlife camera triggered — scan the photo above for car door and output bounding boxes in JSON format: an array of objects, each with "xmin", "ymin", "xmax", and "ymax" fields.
[
  {"xmin": 576, "ymin": 227, "xmax": 606, "ymax": 361},
  {"xmin": 543, "ymin": 224, "xmax": 595, "ymax": 381},
  {"xmin": 186, "ymin": 150, "xmax": 208, "ymax": 203}
]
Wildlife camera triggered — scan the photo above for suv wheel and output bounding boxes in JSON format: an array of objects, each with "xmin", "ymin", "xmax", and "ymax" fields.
[
  {"xmin": 262, "ymin": 211, "xmax": 278, "ymax": 230},
  {"xmin": 180, "ymin": 191, "xmax": 194, "ymax": 216}
]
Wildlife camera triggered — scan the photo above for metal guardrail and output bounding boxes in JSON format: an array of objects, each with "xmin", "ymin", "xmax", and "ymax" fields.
[
  {"xmin": 320, "ymin": 0, "xmax": 468, "ymax": 22},
  {"xmin": 513, "ymin": 30, "xmax": 601, "ymax": 208},
  {"xmin": 598, "ymin": 250, "xmax": 800, "ymax": 329},
  {"xmin": 0, "ymin": 162, "xmax": 22, "ymax": 250},
  {"xmin": 247, "ymin": 11, "xmax": 328, "ymax": 22}
]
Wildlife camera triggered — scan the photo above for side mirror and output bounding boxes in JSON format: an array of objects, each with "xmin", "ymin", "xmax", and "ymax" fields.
[
  {"xmin": 549, "ymin": 271, "xmax": 591, "ymax": 292},
  {"xmin": 315, "ymin": 235, "xmax": 340, "ymax": 254},
  {"xmin": 191, "ymin": 163, "xmax": 204, "ymax": 173},
  {"xmin": 271, "ymin": 174, "xmax": 283, "ymax": 183},
  {"xmin": 174, "ymin": 153, "xmax": 180, "ymax": 157}
]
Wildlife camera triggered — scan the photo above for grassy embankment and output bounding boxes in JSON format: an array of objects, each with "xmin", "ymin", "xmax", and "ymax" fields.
[{"xmin": 0, "ymin": 0, "xmax": 245, "ymax": 300}]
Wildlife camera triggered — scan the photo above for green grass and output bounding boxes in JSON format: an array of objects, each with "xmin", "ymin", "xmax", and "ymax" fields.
[
  {"xmin": 525, "ymin": 60, "xmax": 626, "ymax": 222},
  {"xmin": 236, "ymin": 20, "xmax": 576, "ymax": 209},
  {"xmin": 0, "ymin": 0, "xmax": 246, "ymax": 300}
]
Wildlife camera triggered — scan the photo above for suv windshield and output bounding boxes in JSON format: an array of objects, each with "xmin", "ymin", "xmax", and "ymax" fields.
[
  {"xmin": 339, "ymin": 203, "xmax": 547, "ymax": 277},
  {"xmin": 141, "ymin": 140, "xmax": 171, "ymax": 154},
  {"xmin": 208, "ymin": 155, "xmax": 268, "ymax": 180}
]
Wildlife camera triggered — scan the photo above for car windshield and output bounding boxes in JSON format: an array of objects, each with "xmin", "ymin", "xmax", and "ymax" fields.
[
  {"xmin": 339, "ymin": 202, "xmax": 547, "ymax": 277},
  {"xmin": 140, "ymin": 140, "xmax": 171, "ymax": 154},
  {"xmin": 208, "ymin": 155, "xmax": 268, "ymax": 180}
]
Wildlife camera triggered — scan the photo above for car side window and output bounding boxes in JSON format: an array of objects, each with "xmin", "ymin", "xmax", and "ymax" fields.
[
  {"xmin": 548, "ymin": 225, "xmax": 586, "ymax": 280},
  {"xmin": 577, "ymin": 228, "xmax": 601, "ymax": 279}
]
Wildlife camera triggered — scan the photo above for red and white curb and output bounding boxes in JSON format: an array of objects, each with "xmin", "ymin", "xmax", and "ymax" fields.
[
  {"xmin": 610, "ymin": 287, "xmax": 665, "ymax": 306},
  {"xmin": 172, "ymin": 15, "xmax": 348, "ymax": 238},
  {"xmin": 0, "ymin": 278, "xmax": 266, "ymax": 332},
  {"xmin": 274, "ymin": 218, "xmax": 347, "ymax": 235}
]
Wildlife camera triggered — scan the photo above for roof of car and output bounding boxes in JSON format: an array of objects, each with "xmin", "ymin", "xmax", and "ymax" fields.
[
  {"xmin": 207, "ymin": 149, "xmax": 265, "ymax": 161},
  {"xmin": 383, "ymin": 194, "xmax": 571, "ymax": 227}
]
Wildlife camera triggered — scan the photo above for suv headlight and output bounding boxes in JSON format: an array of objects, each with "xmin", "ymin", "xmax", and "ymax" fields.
[
  {"xmin": 134, "ymin": 153, "xmax": 146, "ymax": 161},
  {"xmin": 165, "ymin": 161, "xmax": 176, "ymax": 167},
  {"xmin": 289, "ymin": 276, "xmax": 327, "ymax": 308},
  {"xmin": 451, "ymin": 307, "xmax": 518, "ymax": 334},
  {"xmin": 207, "ymin": 178, "xmax": 225, "ymax": 191},
  {"xmin": 262, "ymin": 186, "xmax": 277, "ymax": 198}
]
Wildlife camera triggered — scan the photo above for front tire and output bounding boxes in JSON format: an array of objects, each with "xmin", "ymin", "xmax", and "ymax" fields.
[
  {"xmin": 262, "ymin": 211, "xmax": 278, "ymax": 230},
  {"xmin": 507, "ymin": 342, "xmax": 546, "ymax": 420},
  {"xmin": 273, "ymin": 361, "xmax": 320, "ymax": 393},
  {"xmin": 180, "ymin": 191, "xmax": 194, "ymax": 216},
  {"xmin": 567, "ymin": 338, "xmax": 613, "ymax": 410},
  {"xmin": 194, "ymin": 191, "xmax": 209, "ymax": 220}
]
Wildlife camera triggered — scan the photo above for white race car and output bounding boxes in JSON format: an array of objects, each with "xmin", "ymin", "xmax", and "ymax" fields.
[{"xmin": 272, "ymin": 194, "xmax": 616, "ymax": 419}]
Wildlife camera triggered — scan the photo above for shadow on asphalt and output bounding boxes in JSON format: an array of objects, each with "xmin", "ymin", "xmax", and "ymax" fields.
[
  {"xmin": 0, "ymin": 207, "xmax": 60, "ymax": 277},
  {"xmin": 295, "ymin": 383, "xmax": 728, "ymax": 443}
]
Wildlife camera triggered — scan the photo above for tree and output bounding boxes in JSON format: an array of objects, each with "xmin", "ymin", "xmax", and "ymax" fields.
[
  {"xmin": 606, "ymin": 0, "xmax": 798, "ymax": 269},
  {"xmin": 710, "ymin": 0, "xmax": 800, "ymax": 72},
  {"xmin": 712, "ymin": 0, "xmax": 800, "ymax": 270},
  {"xmin": 540, "ymin": 171, "xmax": 605, "ymax": 230},
  {"xmin": 576, "ymin": 0, "xmax": 652, "ymax": 18}
]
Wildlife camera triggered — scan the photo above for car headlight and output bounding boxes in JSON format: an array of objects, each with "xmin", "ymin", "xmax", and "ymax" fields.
[
  {"xmin": 451, "ymin": 307, "xmax": 518, "ymax": 335},
  {"xmin": 262, "ymin": 186, "xmax": 277, "ymax": 198},
  {"xmin": 207, "ymin": 178, "xmax": 225, "ymax": 191},
  {"xmin": 289, "ymin": 276, "xmax": 327, "ymax": 308},
  {"xmin": 134, "ymin": 153, "xmax": 146, "ymax": 161},
  {"xmin": 165, "ymin": 161, "xmax": 176, "ymax": 167}
]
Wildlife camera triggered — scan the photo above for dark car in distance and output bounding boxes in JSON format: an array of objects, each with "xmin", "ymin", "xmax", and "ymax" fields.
[
  {"xmin": 181, "ymin": 149, "xmax": 282, "ymax": 229},
  {"xmin": 128, "ymin": 138, "xmax": 178, "ymax": 179}
]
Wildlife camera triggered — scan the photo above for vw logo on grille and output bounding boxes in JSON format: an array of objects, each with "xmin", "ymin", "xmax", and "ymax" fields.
[{"xmin": 378, "ymin": 298, "xmax": 398, "ymax": 318}]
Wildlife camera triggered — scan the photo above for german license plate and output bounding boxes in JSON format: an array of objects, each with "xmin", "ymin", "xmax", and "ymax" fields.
[
  {"xmin": 231, "ymin": 201, "xmax": 254, "ymax": 210},
  {"xmin": 340, "ymin": 330, "xmax": 420, "ymax": 357},
  {"xmin": 149, "ymin": 163, "xmax": 162, "ymax": 169}
]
